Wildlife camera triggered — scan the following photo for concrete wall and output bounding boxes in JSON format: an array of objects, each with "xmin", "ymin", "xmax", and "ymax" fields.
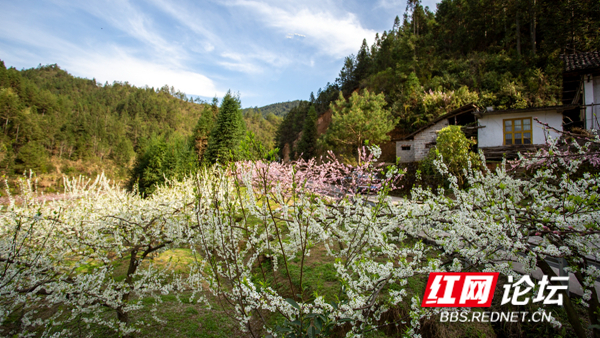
[
  {"xmin": 396, "ymin": 119, "xmax": 449, "ymax": 163},
  {"xmin": 478, "ymin": 110, "xmax": 563, "ymax": 148}
]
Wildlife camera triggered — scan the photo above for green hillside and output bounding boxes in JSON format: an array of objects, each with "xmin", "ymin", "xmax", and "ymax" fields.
[
  {"xmin": 242, "ymin": 100, "xmax": 302, "ymax": 117},
  {"xmin": 0, "ymin": 62, "xmax": 204, "ymax": 182},
  {"xmin": 0, "ymin": 61, "xmax": 285, "ymax": 187}
]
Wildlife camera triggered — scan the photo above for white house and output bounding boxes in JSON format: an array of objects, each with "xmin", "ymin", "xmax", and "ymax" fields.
[{"xmin": 474, "ymin": 106, "xmax": 572, "ymax": 149}]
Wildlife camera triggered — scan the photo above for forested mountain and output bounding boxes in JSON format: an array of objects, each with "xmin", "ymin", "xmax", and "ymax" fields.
[
  {"xmin": 276, "ymin": 0, "xmax": 600, "ymax": 161},
  {"xmin": 0, "ymin": 61, "xmax": 204, "ymax": 181},
  {"xmin": 242, "ymin": 100, "xmax": 301, "ymax": 117},
  {"xmin": 243, "ymin": 108, "xmax": 281, "ymax": 150},
  {"xmin": 0, "ymin": 61, "xmax": 284, "ymax": 188}
]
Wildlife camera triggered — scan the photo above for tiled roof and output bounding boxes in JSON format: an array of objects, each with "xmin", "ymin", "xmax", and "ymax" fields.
[
  {"xmin": 400, "ymin": 103, "xmax": 477, "ymax": 140},
  {"xmin": 561, "ymin": 51, "xmax": 600, "ymax": 72}
]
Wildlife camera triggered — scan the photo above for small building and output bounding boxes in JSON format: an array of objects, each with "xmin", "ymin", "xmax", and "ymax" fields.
[
  {"xmin": 561, "ymin": 51, "xmax": 600, "ymax": 131},
  {"xmin": 475, "ymin": 106, "xmax": 575, "ymax": 160},
  {"xmin": 396, "ymin": 104, "xmax": 477, "ymax": 163}
]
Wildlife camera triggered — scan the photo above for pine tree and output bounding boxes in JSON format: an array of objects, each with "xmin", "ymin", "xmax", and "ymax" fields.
[
  {"xmin": 191, "ymin": 97, "xmax": 218, "ymax": 161},
  {"xmin": 204, "ymin": 91, "xmax": 246, "ymax": 164},
  {"xmin": 322, "ymin": 89, "xmax": 397, "ymax": 161},
  {"xmin": 295, "ymin": 105, "xmax": 318, "ymax": 160},
  {"xmin": 354, "ymin": 39, "xmax": 371, "ymax": 86}
]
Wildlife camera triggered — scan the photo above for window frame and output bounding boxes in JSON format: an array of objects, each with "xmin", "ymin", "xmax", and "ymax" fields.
[{"xmin": 503, "ymin": 117, "xmax": 532, "ymax": 145}]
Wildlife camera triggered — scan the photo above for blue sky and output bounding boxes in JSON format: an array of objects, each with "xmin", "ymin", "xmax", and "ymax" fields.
[{"xmin": 0, "ymin": 0, "xmax": 439, "ymax": 108}]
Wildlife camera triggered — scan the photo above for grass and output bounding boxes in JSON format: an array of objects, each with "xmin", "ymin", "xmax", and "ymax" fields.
[{"xmin": 134, "ymin": 302, "xmax": 237, "ymax": 338}]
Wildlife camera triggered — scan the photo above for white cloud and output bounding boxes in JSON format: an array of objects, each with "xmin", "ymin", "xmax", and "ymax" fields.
[
  {"xmin": 377, "ymin": 0, "xmax": 439, "ymax": 11},
  {"xmin": 144, "ymin": 0, "xmax": 286, "ymax": 74},
  {"xmin": 219, "ymin": 52, "xmax": 262, "ymax": 73},
  {"xmin": 68, "ymin": 49, "xmax": 223, "ymax": 97},
  {"xmin": 286, "ymin": 32, "xmax": 306, "ymax": 39},
  {"xmin": 55, "ymin": 0, "xmax": 189, "ymax": 66},
  {"xmin": 0, "ymin": 13, "xmax": 222, "ymax": 97},
  {"xmin": 232, "ymin": 1, "xmax": 376, "ymax": 58},
  {"xmin": 218, "ymin": 50, "xmax": 290, "ymax": 74},
  {"xmin": 204, "ymin": 43, "xmax": 215, "ymax": 52},
  {"xmin": 146, "ymin": 0, "xmax": 221, "ymax": 52}
]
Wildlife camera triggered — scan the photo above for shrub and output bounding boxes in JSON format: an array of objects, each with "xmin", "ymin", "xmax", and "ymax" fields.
[{"xmin": 418, "ymin": 125, "xmax": 480, "ymax": 187}]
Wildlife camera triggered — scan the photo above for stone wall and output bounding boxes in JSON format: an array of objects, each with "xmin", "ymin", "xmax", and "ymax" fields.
[
  {"xmin": 396, "ymin": 140, "xmax": 415, "ymax": 163},
  {"xmin": 396, "ymin": 119, "xmax": 449, "ymax": 163}
]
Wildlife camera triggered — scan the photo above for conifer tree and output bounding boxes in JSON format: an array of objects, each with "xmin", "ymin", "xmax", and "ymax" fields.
[
  {"xmin": 322, "ymin": 89, "xmax": 396, "ymax": 161},
  {"xmin": 191, "ymin": 97, "xmax": 218, "ymax": 161},
  {"xmin": 295, "ymin": 105, "xmax": 318, "ymax": 160},
  {"xmin": 204, "ymin": 91, "xmax": 246, "ymax": 164}
]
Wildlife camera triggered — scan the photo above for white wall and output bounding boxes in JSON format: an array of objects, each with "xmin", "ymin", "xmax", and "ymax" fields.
[
  {"xmin": 594, "ymin": 76, "xmax": 600, "ymax": 129},
  {"xmin": 584, "ymin": 75, "xmax": 597, "ymax": 130},
  {"xmin": 478, "ymin": 110, "xmax": 563, "ymax": 148}
]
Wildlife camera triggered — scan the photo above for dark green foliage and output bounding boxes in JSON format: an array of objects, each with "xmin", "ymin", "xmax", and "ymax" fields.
[
  {"xmin": 204, "ymin": 92, "xmax": 246, "ymax": 164},
  {"xmin": 13, "ymin": 142, "xmax": 49, "ymax": 174},
  {"xmin": 242, "ymin": 100, "xmax": 301, "ymax": 117},
  {"xmin": 127, "ymin": 135, "xmax": 197, "ymax": 196},
  {"xmin": 0, "ymin": 61, "xmax": 203, "ymax": 177},
  {"xmin": 295, "ymin": 106, "xmax": 318, "ymax": 160},
  {"xmin": 275, "ymin": 101, "xmax": 311, "ymax": 160},
  {"xmin": 322, "ymin": 89, "xmax": 397, "ymax": 161},
  {"xmin": 191, "ymin": 98, "xmax": 218, "ymax": 162},
  {"xmin": 112, "ymin": 137, "xmax": 135, "ymax": 167},
  {"xmin": 313, "ymin": 83, "xmax": 339, "ymax": 115},
  {"xmin": 418, "ymin": 125, "xmax": 480, "ymax": 188},
  {"xmin": 274, "ymin": 90, "xmax": 340, "ymax": 161}
]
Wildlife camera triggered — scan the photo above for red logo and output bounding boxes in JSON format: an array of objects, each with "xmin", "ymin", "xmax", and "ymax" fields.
[{"xmin": 422, "ymin": 272, "xmax": 499, "ymax": 307}]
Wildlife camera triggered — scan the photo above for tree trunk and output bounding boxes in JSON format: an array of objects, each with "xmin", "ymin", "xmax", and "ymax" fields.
[
  {"xmin": 115, "ymin": 249, "xmax": 139, "ymax": 336},
  {"xmin": 116, "ymin": 307, "xmax": 131, "ymax": 338},
  {"xmin": 516, "ymin": 13, "xmax": 521, "ymax": 56},
  {"xmin": 117, "ymin": 308, "xmax": 129, "ymax": 325},
  {"xmin": 530, "ymin": 0, "xmax": 536, "ymax": 55},
  {"xmin": 538, "ymin": 259, "xmax": 587, "ymax": 338},
  {"xmin": 504, "ymin": 7, "xmax": 508, "ymax": 49}
]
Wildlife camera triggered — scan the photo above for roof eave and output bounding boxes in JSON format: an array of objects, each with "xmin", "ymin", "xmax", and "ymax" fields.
[{"xmin": 473, "ymin": 104, "xmax": 578, "ymax": 117}]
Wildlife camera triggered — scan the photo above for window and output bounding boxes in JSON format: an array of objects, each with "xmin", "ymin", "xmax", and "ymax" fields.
[
  {"xmin": 401, "ymin": 145, "xmax": 411, "ymax": 151},
  {"xmin": 503, "ymin": 118, "xmax": 532, "ymax": 145}
]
